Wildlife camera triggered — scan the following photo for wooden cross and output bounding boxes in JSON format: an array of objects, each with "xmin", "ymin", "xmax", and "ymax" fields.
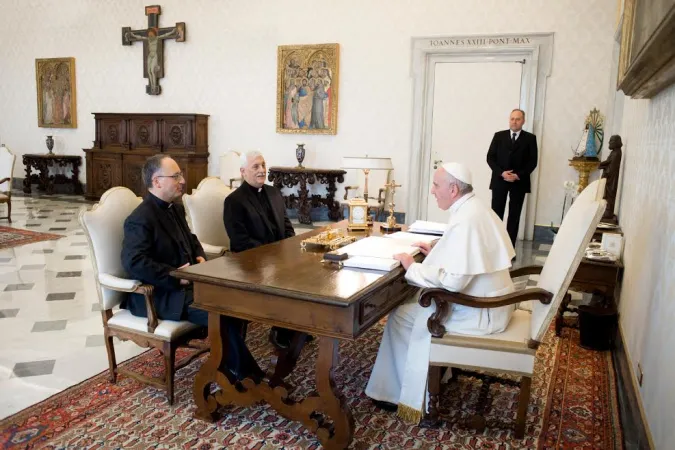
[{"xmin": 122, "ymin": 5, "xmax": 186, "ymax": 95}]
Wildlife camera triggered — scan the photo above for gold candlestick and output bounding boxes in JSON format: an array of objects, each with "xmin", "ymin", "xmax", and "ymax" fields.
[{"xmin": 380, "ymin": 180, "xmax": 402, "ymax": 232}]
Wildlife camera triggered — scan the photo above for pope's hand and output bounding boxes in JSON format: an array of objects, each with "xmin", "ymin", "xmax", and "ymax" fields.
[
  {"xmin": 393, "ymin": 253, "xmax": 414, "ymax": 270},
  {"xmin": 413, "ymin": 241, "xmax": 432, "ymax": 256}
]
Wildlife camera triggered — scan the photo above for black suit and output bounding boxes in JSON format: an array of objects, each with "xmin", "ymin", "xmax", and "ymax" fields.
[
  {"xmin": 121, "ymin": 193, "xmax": 261, "ymax": 380},
  {"xmin": 223, "ymin": 181, "xmax": 295, "ymax": 253},
  {"xmin": 487, "ymin": 129, "xmax": 538, "ymax": 246},
  {"xmin": 223, "ymin": 181, "xmax": 297, "ymax": 347}
]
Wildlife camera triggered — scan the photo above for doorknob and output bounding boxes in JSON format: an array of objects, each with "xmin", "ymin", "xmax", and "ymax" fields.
[{"xmin": 433, "ymin": 159, "xmax": 443, "ymax": 169}]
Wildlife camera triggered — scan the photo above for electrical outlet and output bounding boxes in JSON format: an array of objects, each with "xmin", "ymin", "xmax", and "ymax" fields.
[{"xmin": 637, "ymin": 363, "xmax": 644, "ymax": 387}]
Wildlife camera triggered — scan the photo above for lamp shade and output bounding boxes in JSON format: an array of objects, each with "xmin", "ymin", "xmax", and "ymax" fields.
[{"xmin": 341, "ymin": 156, "xmax": 393, "ymax": 170}]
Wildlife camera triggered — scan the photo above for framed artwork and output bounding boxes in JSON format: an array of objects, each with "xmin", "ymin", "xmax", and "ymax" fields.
[
  {"xmin": 35, "ymin": 57, "xmax": 77, "ymax": 128},
  {"xmin": 618, "ymin": 0, "xmax": 675, "ymax": 98},
  {"xmin": 276, "ymin": 43, "xmax": 339, "ymax": 135}
]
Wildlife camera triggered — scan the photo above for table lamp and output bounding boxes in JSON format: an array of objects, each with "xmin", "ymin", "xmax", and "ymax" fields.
[{"xmin": 341, "ymin": 156, "xmax": 393, "ymax": 202}]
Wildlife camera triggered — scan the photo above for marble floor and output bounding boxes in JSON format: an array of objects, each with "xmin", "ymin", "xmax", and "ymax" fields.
[{"xmin": 0, "ymin": 192, "xmax": 566, "ymax": 420}]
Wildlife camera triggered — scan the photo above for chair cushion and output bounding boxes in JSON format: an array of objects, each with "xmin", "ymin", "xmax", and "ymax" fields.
[
  {"xmin": 201, "ymin": 243, "xmax": 225, "ymax": 255},
  {"xmin": 431, "ymin": 309, "xmax": 534, "ymax": 355},
  {"xmin": 107, "ymin": 309, "xmax": 200, "ymax": 340}
]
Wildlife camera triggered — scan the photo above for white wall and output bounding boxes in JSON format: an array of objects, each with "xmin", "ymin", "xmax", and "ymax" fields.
[
  {"xmin": 0, "ymin": 0, "xmax": 615, "ymax": 226},
  {"xmin": 616, "ymin": 82, "xmax": 675, "ymax": 449}
]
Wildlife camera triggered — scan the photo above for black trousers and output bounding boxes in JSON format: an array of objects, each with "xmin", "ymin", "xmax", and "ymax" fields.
[{"xmin": 491, "ymin": 187, "xmax": 526, "ymax": 247}]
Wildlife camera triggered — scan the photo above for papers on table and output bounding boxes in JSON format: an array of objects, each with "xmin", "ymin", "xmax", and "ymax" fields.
[
  {"xmin": 408, "ymin": 220, "xmax": 446, "ymax": 235},
  {"xmin": 335, "ymin": 236, "xmax": 420, "ymax": 272},
  {"xmin": 383, "ymin": 231, "xmax": 440, "ymax": 245}
]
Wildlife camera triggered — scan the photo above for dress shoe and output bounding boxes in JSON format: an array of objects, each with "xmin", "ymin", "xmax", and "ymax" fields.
[{"xmin": 371, "ymin": 399, "xmax": 398, "ymax": 412}]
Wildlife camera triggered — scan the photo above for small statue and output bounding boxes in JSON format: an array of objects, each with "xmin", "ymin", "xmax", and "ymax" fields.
[
  {"xmin": 598, "ymin": 135, "xmax": 622, "ymax": 223},
  {"xmin": 573, "ymin": 108, "xmax": 605, "ymax": 159}
]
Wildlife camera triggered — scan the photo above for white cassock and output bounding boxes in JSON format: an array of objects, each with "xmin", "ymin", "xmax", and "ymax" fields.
[{"xmin": 365, "ymin": 192, "xmax": 516, "ymax": 424}]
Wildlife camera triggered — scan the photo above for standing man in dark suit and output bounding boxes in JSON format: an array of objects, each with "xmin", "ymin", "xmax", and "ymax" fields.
[
  {"xmin": 487, "ymin": 109, "xmax": 538, "ymax": 252},
  {"xmin": 223, "ymin": 151, "xmax": 297, "ymax": 348},
  {"xmin": 122, "ymin": 155, "xmax": 262, "ymax": 381}
]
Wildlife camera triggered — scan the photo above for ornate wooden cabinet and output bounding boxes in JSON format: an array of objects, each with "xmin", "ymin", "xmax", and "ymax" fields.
[{"xmin": 83, "ymin": 113, "xmax": 209, "ymax": 200}]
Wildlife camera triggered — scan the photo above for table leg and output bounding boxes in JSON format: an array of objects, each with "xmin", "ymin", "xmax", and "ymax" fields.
[
  {"xmin": 298, "ymin": 177, "xmax": 312, "ymax": 224},
  {"xmin": 23, "ymin": 163, "xmax": 32, "ymax": 194},
  {"xmin": 326, "ymin": 175, "xmax": 343, "ymax": 221},
  {"xmin": 72, "ymin": 163, "xmax": 84, "ymax": 195}
]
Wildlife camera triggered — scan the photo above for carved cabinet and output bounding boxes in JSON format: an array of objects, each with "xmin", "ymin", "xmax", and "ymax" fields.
[{"xmin": 83, "ymin": 113, "xmax": 209, "ymax": 200}]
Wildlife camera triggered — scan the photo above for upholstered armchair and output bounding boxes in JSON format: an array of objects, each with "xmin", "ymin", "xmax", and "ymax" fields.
[
  {"xmin": 79, "ymin": 187, "xmax": 208, "ymax": 404},
  {"xmin": 419, "ymin": 188, "xmax": 606, "ymax": 438},
  {"xmin": 220, "ymin": 150, "xmax": 243, "ymax": 189},
  {"xmin": 0, "ymin": 145, "xmax": 16, "ymax": 222},
  {"xmin": 183, "ymin": 176, "xmax": 232, "ymax": 258}
]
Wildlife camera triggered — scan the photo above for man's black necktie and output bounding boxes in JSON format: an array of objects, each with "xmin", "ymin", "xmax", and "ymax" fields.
[{"xmin": 511, "ymin": 132, "xmax": 517, "ymax": 145}]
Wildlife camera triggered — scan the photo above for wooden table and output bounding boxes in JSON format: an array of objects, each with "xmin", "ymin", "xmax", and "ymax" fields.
[
  {"xmin": 268, "ymin": 167, "xmax": 346, "ymax": 225},
  {"xmin": 174, "ymin": 221, "xmax": 418, "ymax": 450},
  {"xmin": 22, "ymin": 154, "xmax": 83, "ymax": 195}
]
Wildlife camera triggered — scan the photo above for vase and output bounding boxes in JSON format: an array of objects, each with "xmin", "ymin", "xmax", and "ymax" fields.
[
  {"xmin": 45, "ymin": 136, "xmax": 54, "ymax": 155},
  {"xmin": 295, "ymin": 143, "xmax": 305, "ymax": 168}
]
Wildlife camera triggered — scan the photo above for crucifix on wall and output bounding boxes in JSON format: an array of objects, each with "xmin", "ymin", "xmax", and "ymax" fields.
[{"xmin": 122, "ymin": 5, "xmax": 185, "ymax": 95}]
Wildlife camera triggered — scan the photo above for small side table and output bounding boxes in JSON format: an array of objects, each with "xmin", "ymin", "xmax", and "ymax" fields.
[
  {"xmin": 23, "ymin": 154, "xmax": 83, "ymax": 195},
  {"xmin": 268, "ymin": 167, "xmax": 346, "ymax": 225}
]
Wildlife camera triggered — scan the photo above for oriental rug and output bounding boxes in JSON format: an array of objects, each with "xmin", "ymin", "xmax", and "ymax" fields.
[
  {"xmin": 0, "ymin": 226, "xmax": 62, "ymax": 250},
  {"xmin": 0, "ymin": 321, "xmax": 622, "ymax": 449}
]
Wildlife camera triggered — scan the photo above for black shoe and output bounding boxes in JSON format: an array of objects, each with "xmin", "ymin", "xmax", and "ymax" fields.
[
  {"xmin": 371, "ymin": 399, "xmax": 398, "ymax": 412},
  {"xmin": 269, "ymin": 327, "xmax": 292, "ymax": 349},
  {"xmin": 511, "ymin": 254, "xmax": 517, "ymax": 262}
]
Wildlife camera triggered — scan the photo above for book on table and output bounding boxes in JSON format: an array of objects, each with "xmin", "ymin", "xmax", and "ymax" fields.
[
  {"xmin": 336, "ymin": 236, "xmax": 421, "ymax": 272},
  {"xmin": 407, "ymin": 220, "xmax": 446, "ymax": 235}
]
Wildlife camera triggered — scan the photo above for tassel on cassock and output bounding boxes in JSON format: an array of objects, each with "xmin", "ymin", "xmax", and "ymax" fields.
[{"xmin": 397, "ymin": 403, "xmax": 422, "ymax": 425}]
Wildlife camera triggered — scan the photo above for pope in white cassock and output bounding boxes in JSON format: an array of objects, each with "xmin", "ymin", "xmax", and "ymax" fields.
[{"xmin": 365, "ymin": 162, "xmax": 516, "ymax": 424}]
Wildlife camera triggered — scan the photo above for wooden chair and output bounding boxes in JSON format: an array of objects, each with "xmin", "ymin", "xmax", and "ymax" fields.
[
  {"xmin": 0, "ymin": 145, "xmax": 16, "ymax": 222},
  {"xmin": 183, "ymin": 176, "xmax": 232, "ymax": 259},
  {"xmin": 79, "ymin": 186, "xmax": 208, "ymax": 404},
  {"xmin": 419, "ymin": 191, "xmax": 606, "ymax": 438}
]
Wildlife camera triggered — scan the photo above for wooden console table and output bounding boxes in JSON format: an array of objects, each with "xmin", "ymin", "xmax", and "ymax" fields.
[
  {"xmin": 268, "ymin": 167, "xmax": 346, "ymax": 225},
  {"xmin": 22, "ymin": 154, "xmax": 83, "ymax": 195}
]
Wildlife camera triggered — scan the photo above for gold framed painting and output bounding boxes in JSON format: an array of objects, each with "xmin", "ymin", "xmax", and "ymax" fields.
[
  {"xmin": 36, "ymin": 57, "xmax": 77, "ymax": 128},
  {"xmin": 618, "ymin": 0, "xmax": 675, "ymax": 98},
  {"xmin": 276, "ymin": 43, "xmax": 339, "ymax": 135}
]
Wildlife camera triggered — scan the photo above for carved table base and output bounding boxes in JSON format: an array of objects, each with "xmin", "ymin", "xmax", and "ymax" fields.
[
  {"xmin": 268, "ymin": 167, "xmax": 346, "ymax": 225},
  {"xmin": 194, "ymin": 314, "xmax": 354, "ymax": 450},
  {"xmin": 22, "ymin": 154, "xmax": 83, "ymax": 195}
]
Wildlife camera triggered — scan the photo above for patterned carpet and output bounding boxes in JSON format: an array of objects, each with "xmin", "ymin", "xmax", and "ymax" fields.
[
  {"xmin": 0, "ymin": 226, "xmax": 62, "ymax": 250},
  {"xmin": 0, "ymin": 319, "xmax": 622, "ymax": 449}
]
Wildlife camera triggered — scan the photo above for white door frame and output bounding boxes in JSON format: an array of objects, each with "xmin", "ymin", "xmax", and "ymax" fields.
[{"xmin": 407, "ymin": 33, "xmax": 553, "ymax": 240}]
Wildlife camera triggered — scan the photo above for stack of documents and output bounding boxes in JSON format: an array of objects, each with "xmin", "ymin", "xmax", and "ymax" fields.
[
  {"xmin": 408, "ymin": 220, "xmax": 446, "ymax": 235},
  {"xmin": 337, "ymin": 236, "xmax": 420, "ymax": 272},
  {"xmin": 383, "ymin": 231, "xmax": 440, "ymax": 245}
]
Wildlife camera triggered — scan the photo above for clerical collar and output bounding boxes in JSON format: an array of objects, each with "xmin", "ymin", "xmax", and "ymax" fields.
[
  {"xmin": 148, "ymin": 192, "xmax": 173, "ymax": 210},
  {"xmin": 449, "ymin": 192, "xmax": 475, "ymax": 215},
  {"xmin": 244, "ymin": 180, "xmax": 264, "ymax": 194}
]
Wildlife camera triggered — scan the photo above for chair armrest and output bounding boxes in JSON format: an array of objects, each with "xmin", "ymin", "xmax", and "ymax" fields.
[
  {"xmin": 98, "ymin": 273, "xmax": 158, "ymax": 333},
  {"xmin": 343, "ymin": 185, "xmax": 359, "ymax": 200},
  {"xmin": 201, "ymin": 242, "xmax": 226, "ymax": 255},
  {"xmin": 510, "ymin": 265, "xmax": 543, "ymax": 278},
  {"xmin": 418, "ymin": 287, "xmax": 553, "ymax": 338},
  {"xmin": 0, "ymin": 177, "xmax": 9, "ymax": 185}
]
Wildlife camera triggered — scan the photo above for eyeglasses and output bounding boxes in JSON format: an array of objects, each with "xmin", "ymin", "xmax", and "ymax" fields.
[{"xmin": 155, "ymin": 172, "xmax": 184, "ymax": 181}]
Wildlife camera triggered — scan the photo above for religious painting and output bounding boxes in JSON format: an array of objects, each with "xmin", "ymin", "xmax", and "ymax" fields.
[
  {"xmin": 618, "ymin": 0, "xmax": 675, "ymax": 98},
  {"xmin": 276, "ymin": 43, "xmax": 339, "ymax": 135},
  {"xmin": 36, "ymin": 57, "xmax": 77, "ymax": 128}
]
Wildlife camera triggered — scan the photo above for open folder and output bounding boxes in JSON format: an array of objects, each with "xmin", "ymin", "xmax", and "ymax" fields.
[{"xmin": 408, "ymin": 220, "xmax": 446, "ymax": 235}]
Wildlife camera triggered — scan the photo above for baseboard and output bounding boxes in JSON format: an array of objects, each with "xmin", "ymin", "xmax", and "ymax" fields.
[{"xmin": 613, "ymin": 323, "xmax": 654, "ymax": 449}]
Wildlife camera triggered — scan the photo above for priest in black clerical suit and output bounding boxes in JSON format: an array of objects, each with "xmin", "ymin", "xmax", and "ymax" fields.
[
  {"xmin": 122, "ymin": 155, "xmax": 262, "ymax": 381},
  {"xmin": 223, "ymin": 151, "xmax": 297, "ymax": 348},
  {"xmin": 487, "ymin": 109, "xmax": 538, "ymax": 251}
]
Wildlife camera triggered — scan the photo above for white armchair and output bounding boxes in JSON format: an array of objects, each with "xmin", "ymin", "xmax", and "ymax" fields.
[
  {"xmin": 79, "ymin": 186, "xmax": 208, "ymax": 404},
  {"xmin": 220, "ymin": 150, "xmax": 243, "ymax": 189},
  {"xmin": 183, "ymin": 176, "xmax": 232, "ymax": 258},
  {"xmin": 0, "ymin": 145, "xmax": 16, "ymax": 222},
  {"xmin": 420, "ymin": 188, "xmax": 606, "ymax": 438}
]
